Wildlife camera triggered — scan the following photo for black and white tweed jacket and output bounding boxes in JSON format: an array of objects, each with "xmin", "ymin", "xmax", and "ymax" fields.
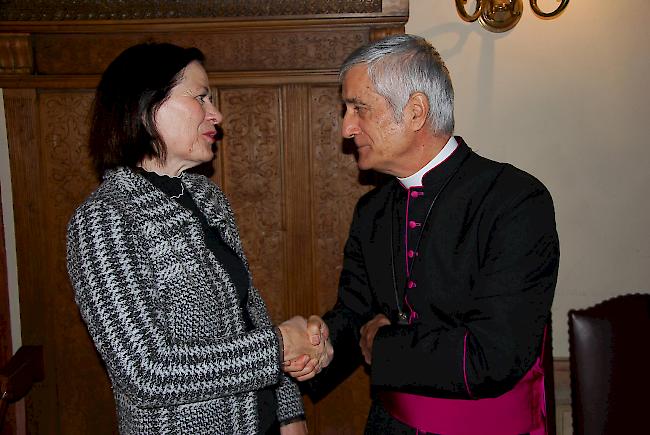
[{"xmin": 66, "ymin": 167, "xmax": 303, "ymax": 434}]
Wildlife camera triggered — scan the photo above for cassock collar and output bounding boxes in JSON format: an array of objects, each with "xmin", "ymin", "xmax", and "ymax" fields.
[
  {"xmin": 398, "ymin": 136, "xmax": 459, "ymax": 189},
  {"xmin": 396, "ymin": 136, "xmax": 471, "ymax": 193}
]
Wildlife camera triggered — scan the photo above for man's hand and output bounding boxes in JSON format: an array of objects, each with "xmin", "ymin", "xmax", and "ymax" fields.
[
  {"xmin": 359, "ymin": 313, "xmax": 391, "ymax": 365},
  {"xmin": 282, "ymin": 315, "xmax": 333, "ymax": 381},
  {"xmin": 278, "ymin": 316, "xmax": 324, "ymax": 362}
]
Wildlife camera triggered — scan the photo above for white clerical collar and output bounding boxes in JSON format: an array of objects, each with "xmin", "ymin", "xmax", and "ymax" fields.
[{"xmin": 398, "ymin": 136, "xmax": 459, "ymax": 189}]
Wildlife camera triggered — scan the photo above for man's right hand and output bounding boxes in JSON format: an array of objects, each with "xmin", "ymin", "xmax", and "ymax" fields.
[
  {"xmin": 278, "ymin": 315, "xmax": 333, "ymax": 381},
  {"xmin": 359, "ymin": 313, "xmax": 391, "ymax": 365},
  {"xmin": 278, "ymin": 316, "xmax": 322, "ymax": 361}
]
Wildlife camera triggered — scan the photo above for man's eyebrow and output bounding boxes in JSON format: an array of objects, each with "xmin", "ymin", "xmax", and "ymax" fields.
[{"xmin": 343, "ymin": 97, "xmax": 366, "ymax": 106}]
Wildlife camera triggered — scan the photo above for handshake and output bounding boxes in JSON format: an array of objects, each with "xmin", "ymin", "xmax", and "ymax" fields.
[{"xmin": 277, "ymin": 315, "xmax": 333, "ymax": 381}]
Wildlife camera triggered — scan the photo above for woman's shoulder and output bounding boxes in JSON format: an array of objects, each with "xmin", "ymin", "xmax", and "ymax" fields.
[{"xmin": 69, "ymin": 167, "xmax": 147, "ymax": 224}]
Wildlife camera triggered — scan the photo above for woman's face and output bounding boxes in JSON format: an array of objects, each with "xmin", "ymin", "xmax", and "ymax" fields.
[{"xmin": 154, "ymin": 61, "xmax": 223, "ymax": 174}]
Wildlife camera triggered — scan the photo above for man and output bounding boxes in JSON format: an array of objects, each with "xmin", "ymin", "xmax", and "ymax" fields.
[{"xmin": 301, "ymin": 34, "xmax": 559, "ymax": 434}]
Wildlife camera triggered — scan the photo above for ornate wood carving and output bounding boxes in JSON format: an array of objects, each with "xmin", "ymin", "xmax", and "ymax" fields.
[
  {"xmin": 32, "ymin": 30, "xmax": 368, "ymax": 75},
  {"xmin": 38, "ymin": 93, "xmax": 116, "ymax": 433},
  {"xmin": 0, "ymin": 0, "xmax": 382, "ymax": 21},
  {"xmin": 0, "ymin": 34, "xmax": 32, "ymax": 74},
  {"xmin": 218, "ymin": 87, "xmax": 286, "ymax": 322},
  {"xmin": 41, "ymin": 93, "xmax": 97, "ymax": 224},
  {"xmin": 309, "ymin": 85, "xmax": 373, "ymax": 435},
  {"xmin": 310, "ymin": 86, "xmax": 371, "ymax": 313}
]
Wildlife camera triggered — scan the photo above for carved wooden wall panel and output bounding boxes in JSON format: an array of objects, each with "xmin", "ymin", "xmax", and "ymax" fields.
[
  {"xmin": 218, "ymin": 87, "xmax": 287, "ymax": 322},
  {"xmin": 38, "ymin": 91, "xmax": 118, "ymax": 434},
  {"xmin": 310, "ymin": 86, "xmax": 370, "ymax": 313},
  {"xmin": 33, "ymin": 30, "xmax": 368, "ymax": 75},
  {"xmin": 309, "ymin": 85, "xmax": 374, "ymax": 434},
  {"xmin": 0, "ymin": 2, "xmax": 408, "ymax": 433}
]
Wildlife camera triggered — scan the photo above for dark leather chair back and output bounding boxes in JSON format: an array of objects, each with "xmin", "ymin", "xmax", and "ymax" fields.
[{"xmin": 569, "ymin": 293, "xmax": 650, "ymax": 435}]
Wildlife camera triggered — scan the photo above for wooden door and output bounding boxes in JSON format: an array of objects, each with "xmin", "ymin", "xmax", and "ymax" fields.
[{"xmin": 0, "ymin": 2, "xmax": 408, "ymax": 433}]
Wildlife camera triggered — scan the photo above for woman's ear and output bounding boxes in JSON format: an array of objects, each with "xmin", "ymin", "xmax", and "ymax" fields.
[{"xmin": 405, "ymin": 92, "xmax": 429, "ymax": 132}]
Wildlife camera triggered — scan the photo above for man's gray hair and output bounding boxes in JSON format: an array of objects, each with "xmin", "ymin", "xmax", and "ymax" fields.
[{"xmin": 340, "ymin": 34, "xmax": 454, "ymax": 135}]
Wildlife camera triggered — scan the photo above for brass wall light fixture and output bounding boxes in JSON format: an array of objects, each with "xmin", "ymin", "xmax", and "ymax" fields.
[{"xmin": 455, "ymin": 0, "xmax": 569, "ymax": 33}]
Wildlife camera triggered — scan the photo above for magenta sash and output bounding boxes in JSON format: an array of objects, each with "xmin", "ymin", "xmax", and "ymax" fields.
[{"xmin": 380, "ymin": 356, "xmax": 546, "ymax": 435}]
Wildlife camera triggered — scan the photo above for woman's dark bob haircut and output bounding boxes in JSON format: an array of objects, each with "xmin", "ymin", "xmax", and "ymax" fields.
[{"xmin": 89, "ymin": 42, "xmax": 205, "ymax": 174}]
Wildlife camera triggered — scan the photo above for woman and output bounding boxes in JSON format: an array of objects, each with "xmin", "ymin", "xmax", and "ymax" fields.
[{"xmin": 66, "ymin": 43, "xmax": 329, "ymax": 434}]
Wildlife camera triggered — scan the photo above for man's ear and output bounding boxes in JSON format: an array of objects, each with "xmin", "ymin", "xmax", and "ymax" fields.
[{"xmin": 405, "ymin": 92, "xmax": 429, "ymax": 132}]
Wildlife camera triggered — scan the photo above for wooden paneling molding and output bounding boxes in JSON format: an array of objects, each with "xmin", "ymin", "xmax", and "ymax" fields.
[
  {"xmin": 0, "ymin": 34, "xmax": 32, "ymax": 74},
  {"xmin": 0, "ymin": 0, "xmax": 383, "ymax": 21}
]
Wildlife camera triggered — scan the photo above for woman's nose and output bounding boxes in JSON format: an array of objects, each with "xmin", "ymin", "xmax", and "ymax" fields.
[{"xmin": 205, "ymin": 102, "xmax": 224, "ymax": 124}]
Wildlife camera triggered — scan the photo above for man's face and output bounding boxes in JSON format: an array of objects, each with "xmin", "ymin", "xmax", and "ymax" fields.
[{"xmin": 341, "ymin": 65, "xmax": 414, "ymax": 177}]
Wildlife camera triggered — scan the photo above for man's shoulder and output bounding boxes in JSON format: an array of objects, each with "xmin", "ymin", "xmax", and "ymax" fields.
[
  {"xmin": 491, "ymin": 162, "xmax": 552, "ymax": 202},
  {"xmin": 465, "ymin": 151, "xmax": 551, "ymax": 197}
]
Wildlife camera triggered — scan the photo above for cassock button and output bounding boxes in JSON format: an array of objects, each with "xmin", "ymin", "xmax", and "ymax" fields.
[
  {"xmin": 408, "ymin": 220, "xmax": 420, "ymax": 229},
  {"xmin": 410, "ymin": 190, "xmax": 420, "ymax": 198},
  {"xmin": 408, "ymin": 250, "xmax": 415, "ymax": 258},
  {"xmin": 408, "ymin": 280, "xmax": 417, "ymax": 289}
]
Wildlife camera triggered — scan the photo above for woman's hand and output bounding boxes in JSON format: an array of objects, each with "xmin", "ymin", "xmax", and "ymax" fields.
[
  {"xmin": 281, "ymin": 316, "xmax": 333, "ymax": 381},
  {"xmin": 280, "ymin": 420, "xmax": 308, "ymax": 434},
  {"xmin": 278, "ymin": 316, "xmax": 324, "ymax": 362}
]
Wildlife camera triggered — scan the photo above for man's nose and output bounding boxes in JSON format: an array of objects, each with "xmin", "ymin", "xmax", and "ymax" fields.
[{"xmin": 342, "ymin": 113, "xmax": 360, "ymax": 139}]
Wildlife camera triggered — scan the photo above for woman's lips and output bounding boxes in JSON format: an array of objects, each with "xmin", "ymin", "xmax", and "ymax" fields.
[{"xmin": 203, "ymin": 131, "xmax": 216, "ymax": 140}]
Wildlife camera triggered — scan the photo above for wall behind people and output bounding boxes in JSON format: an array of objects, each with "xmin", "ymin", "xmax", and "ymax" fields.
[{"xmin": 407, "ymin": 0, "xmax": 650, "ymax": 356}]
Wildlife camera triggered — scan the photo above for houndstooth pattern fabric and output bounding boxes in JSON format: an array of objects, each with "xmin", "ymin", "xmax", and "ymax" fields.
[{"xmin": 66, "ymin": 167, "xmax": 304, "ymax": 434}]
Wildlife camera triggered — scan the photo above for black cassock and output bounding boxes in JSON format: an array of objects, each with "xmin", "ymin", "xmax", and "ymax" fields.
[{"xmin": 307, "ymin": 137, "xmax": 559, "ymax": 432}]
